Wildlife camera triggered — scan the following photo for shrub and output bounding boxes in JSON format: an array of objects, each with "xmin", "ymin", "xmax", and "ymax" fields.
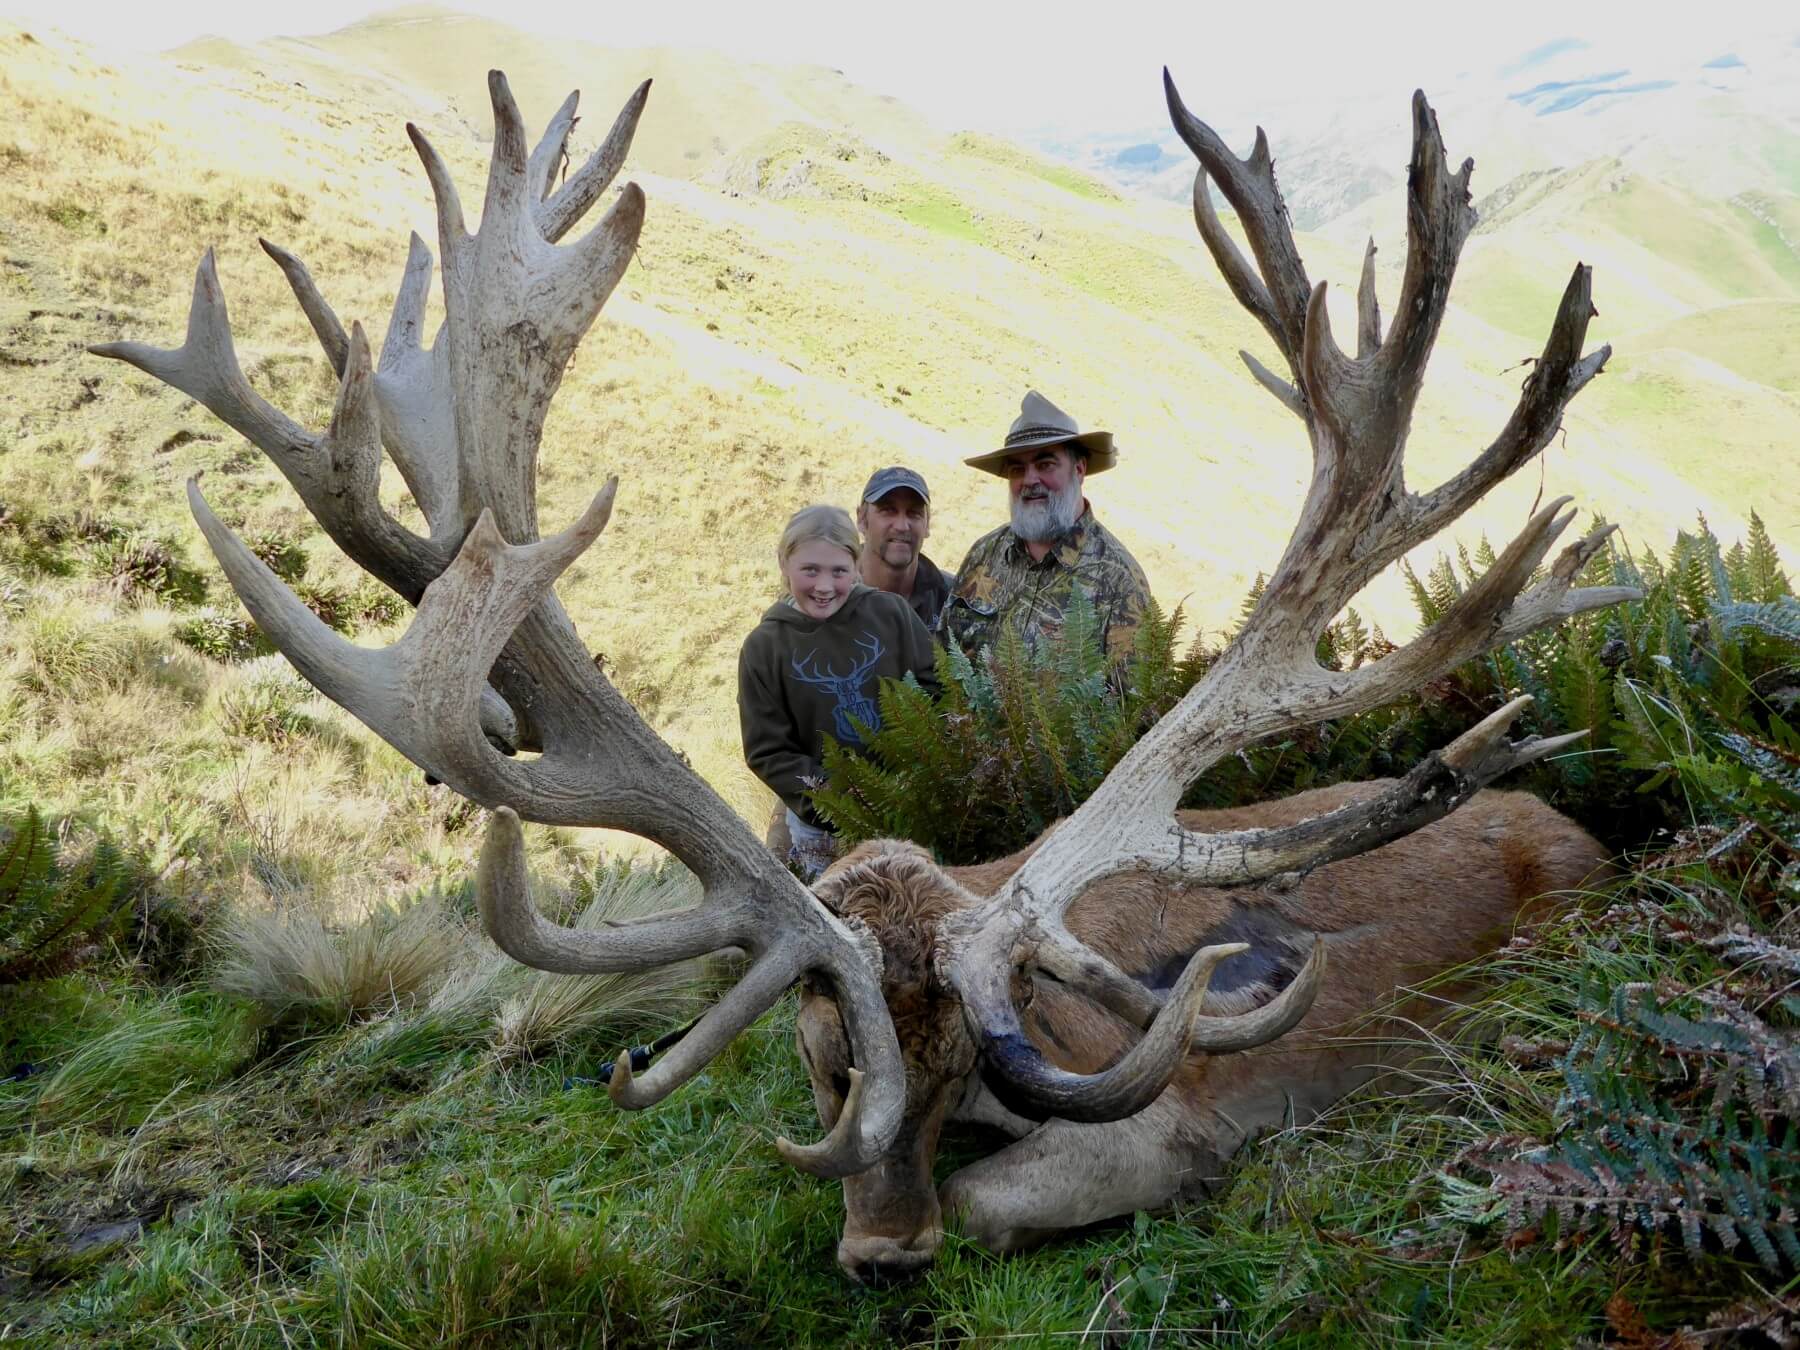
[
  {"xmin": 174, "ymin": 606, "xmax": 272, "ymax": 663},
  {"xmin": 213, "ymin": 659, "xmax": 320, "ymax": 743},
  {"xmin": 212, "ymin": 894, "xmax": 468, "ymax": 1029},
  {"xmin": 82, "ymin": 531, "xmax": 208, "ymax": 606}
]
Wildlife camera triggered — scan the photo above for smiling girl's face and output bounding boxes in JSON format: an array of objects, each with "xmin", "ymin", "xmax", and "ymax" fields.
[{"xmin": 781, "ymin": 538, "xmax": 857, "ymax": 621}]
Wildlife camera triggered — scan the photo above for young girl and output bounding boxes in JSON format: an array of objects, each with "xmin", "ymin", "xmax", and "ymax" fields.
[{"xmin": 738, "ymin": 504, "xmax": 939, "ymax": 879}]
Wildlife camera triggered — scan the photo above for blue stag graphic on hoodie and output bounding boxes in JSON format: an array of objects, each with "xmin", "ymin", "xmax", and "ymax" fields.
[{"xmin": 791, "ymin": 632, "xmax": 886, "ymax": 743}]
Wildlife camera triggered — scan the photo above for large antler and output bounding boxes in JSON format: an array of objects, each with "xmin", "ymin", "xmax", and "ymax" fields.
[
  {"xmin": 943, "ymin": 79, "xmax": 1639, "ymax": 1117},
  {"xmin": 90, "ymin": 73, "xmax": 905, "ymax": 1178}
]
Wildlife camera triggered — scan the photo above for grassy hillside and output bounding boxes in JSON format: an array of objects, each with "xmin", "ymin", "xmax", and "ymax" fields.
[{"xmin": 4, "ymin": 10, "xmax": 1797, "ymax": 871}]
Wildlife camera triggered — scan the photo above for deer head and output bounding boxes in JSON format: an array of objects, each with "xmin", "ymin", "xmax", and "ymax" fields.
[
  {"xmin": 791, "ymin": 632, "xmax": 887, "ymax": 741},
  {"xmin": 92, "ymin": 67, "xmax": 1636, "ymax": 1221}
]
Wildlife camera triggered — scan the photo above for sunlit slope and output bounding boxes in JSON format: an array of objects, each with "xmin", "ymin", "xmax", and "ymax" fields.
[
  {"xmin": 3, "ymin": 13, "xmax": 1795, "ymax": 802},
  {"xmin": 176, "ymin": 5, "xmax": 943, "ymax": 184},
  {"xmin": 1441, "ymin": 161, "xmax": 1800, "ymax": 553}
]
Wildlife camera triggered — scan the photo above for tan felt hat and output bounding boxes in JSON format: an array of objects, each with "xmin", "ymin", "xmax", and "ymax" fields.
[{"xmin": 964, "ymin": 390, "xmax": 1117, "ymax": 476}]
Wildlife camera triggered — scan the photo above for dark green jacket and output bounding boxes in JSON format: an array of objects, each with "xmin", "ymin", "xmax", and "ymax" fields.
[
  {"xmin": 908, "ymin": 552, "xmax": 956, "ymax": 635},
  {"xmin": 738, "ymin": 586, "xmax": 939, "ymax": 829}
]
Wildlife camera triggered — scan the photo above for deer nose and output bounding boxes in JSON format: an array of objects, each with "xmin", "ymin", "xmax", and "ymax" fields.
[{"xmin": 837, "ymin": 1230, "xmax": 943, "ymax": 1285}]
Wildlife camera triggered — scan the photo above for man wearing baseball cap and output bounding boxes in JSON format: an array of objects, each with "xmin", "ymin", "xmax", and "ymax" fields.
[
  {"xmin": 856, "ymin": 465, "xmax": 955, "ymax": 634},
  {"xmin": 943, "ymin": 390, "xmax": 1151, "ymax": 662}
]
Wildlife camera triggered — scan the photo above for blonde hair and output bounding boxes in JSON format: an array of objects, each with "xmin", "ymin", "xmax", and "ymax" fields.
[{"xmin": 777, "ymin": 503, "xmax": 861, "ymax": 564}]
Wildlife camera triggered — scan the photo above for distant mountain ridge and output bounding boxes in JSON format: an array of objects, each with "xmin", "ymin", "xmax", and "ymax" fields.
[{"xmin": 1039, "ymin": 26, "xmax": 1800, "ymax": 229}]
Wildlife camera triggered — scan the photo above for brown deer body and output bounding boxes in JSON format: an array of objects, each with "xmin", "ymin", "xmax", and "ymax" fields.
[
  {"xmin": 801, "ymin": 783, "xmax": 1612, "ymax": 1281},
  {"xmin": 95, "ymin": 65, "xmax": 1637, "ymax": 1281}
]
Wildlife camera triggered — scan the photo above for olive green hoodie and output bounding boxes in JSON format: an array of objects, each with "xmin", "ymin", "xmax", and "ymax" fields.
[{"xmin": 738, "ymin": 586, "xmax": 939, "ymax": 829}]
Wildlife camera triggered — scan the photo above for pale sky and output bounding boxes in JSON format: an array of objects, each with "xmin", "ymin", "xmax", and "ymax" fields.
[{"xmin": 6, "ymin": 0, "xmax": 1794, "ymax": 136}]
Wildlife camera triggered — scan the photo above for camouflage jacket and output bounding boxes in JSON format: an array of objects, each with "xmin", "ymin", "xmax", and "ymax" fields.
[{"xmin": 942, "ymin": 507, "xmax": 1152, "ymax": 662}]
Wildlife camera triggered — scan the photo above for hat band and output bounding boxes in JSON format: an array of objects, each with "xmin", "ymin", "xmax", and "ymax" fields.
[{"xmin": 1004, "ymin": 424, "xmax": 1079, "ymax": 447}]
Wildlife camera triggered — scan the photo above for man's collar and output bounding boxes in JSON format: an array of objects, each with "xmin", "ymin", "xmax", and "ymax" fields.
[{"xmin": 914, "ymin": 552, "xmax": 949, "ymax": 595}]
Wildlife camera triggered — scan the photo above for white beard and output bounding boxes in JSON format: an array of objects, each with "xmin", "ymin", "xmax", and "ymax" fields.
[{"xmin": 1010, "ymin": 478, "xmax": 1083, "ymax": 543}]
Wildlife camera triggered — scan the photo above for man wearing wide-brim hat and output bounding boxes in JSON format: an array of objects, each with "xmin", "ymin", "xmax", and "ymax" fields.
[{"xmin": 943, "ymin": 391, "xmax": 1152, "ymax": 663}]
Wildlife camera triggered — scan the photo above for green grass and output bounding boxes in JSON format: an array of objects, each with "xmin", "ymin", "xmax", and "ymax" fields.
[
  {"xmin": 2, "ymin": 964, "xmax": 1773, "ymax": 1346},
  {"xmin": 890, "ymin": 186, "xmax": 984, "ymax": 244},
  {"xmin": 1582, "ymin": 176, "xmax": 1800, "ymax": 302},
  {"xmin": 1740, "ymin": 203, "xmax": 1800, "ymax": 291},
  {"xmin": 1628, "ymin": 299, "xmax": 1800, "ymax": 394}
]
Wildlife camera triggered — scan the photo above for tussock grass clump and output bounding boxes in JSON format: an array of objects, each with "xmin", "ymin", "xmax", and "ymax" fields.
[
  {"xmin": 213, "ymin": 895, "xmax": 468, "ymax": 1029},
  {"xmin": 7, "ymin": 604, "xmax": 145, "ymax": 697},
  {"xmin": 210, "ymin": 657, "xmax": 321, "ymax": 743},
  {"xmin": 424, "ymin": 859, "xmax": 714, "ymax": 1060},
  {"xmin": 24, "ymin": 990, "xmax": 250, "ymax": 1130}
]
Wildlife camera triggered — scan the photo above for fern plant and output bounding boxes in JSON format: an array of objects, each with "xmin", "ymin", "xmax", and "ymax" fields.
[
  {"xmin": 811, "ymin": 592, "xmax": 1203, "ymax": 863},
  {"xmin": 0, "ymin": 806, "xmax": 139, "ymax": 983},
  {"xmin": 1465, "ymin": 979, "xmax": 1800, "ymax": 1272},
  {"xmin": 815, "ymin": 515, "xmax": 1799, "ymax": 863}
]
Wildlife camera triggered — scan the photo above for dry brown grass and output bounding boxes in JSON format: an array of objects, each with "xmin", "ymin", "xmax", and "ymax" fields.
[
  {"xmin": 424, "ymin": 860, "xmax": 714, "ymax": 1058},
  {"xmin": 213, "ymin": 894, "xmax": 468, "ymax": 1025}
]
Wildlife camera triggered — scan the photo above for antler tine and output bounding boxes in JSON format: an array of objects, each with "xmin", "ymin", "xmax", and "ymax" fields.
[
  {"xmin": 259, "ymin": 238, "xmax": 350, "ymax": 373},
  {"xmin": 1192, "ymin": 170, "xmax": 1287, "ymax": 369},
  {"xmin": 405, "ymin": 121, "xmax": 470, "ymax": 264},
  {"xmin": 528, "ymin": 89, "xmax": 581, "ymax": 206},
  {"xmin": 374, "ymin": 233, "xmax": 460, "ymax": 539},
  {"xmin": 1165, "ymin": 69, "xmax": 1311, "ymax": 362},
  {"xmin": 969, "ymin": 942, "xmax": 1246, "ymax": 1123},
  {"xmin": 1299, "ymin": 280, "xmax": 1360, "ymax": 453},
  {"xmin": 1375, "ymin": 92, "xmax": 1477, "ymax": 411},
  {"xmin": 1356, "ymin": 238, "xmax": 1383, "ymax": 359},
  {"xmin": 1240, "ymin": 349, "xmax": 1304, "ymax": 418},
  {"xmin": 482, "ymin": 71, "xmax": 535, "ymax": 243},
  {"xmin": 539, "ymin": 78, "xmax": 652, "ymax": 244}
]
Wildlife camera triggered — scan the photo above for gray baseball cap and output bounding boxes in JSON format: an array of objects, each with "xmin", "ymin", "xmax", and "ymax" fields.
[{"xmin": 860, "ymin": 465, "xmax": 931, "ymax": 505}]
